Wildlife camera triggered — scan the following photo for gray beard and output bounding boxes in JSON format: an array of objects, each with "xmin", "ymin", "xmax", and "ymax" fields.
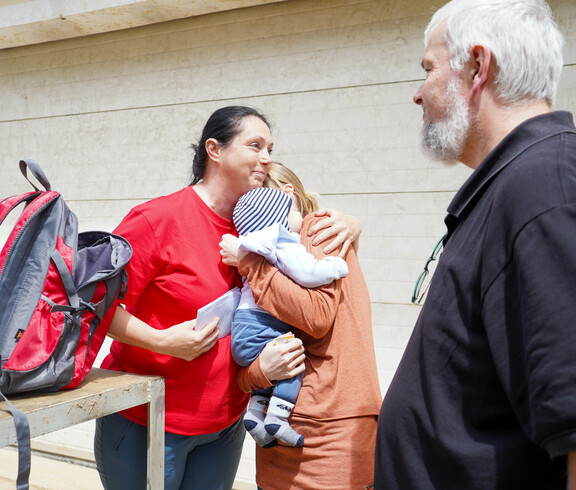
[{"xmin": 419, "ymin": 76, "xmax": 471, "ymax": 165}]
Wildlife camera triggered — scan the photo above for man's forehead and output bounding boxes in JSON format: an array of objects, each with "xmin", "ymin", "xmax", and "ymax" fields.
[
  {"xmin": 427, "ymin": 21, "xmax": 448, "ymax": 51},
  {"xmin": 422, "ymin": 22, "xmax": 449, "ymax": 65}
]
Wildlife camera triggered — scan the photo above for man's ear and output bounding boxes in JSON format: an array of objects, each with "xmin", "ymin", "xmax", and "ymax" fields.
[
  {"xmin": 206, "ymin": 138, "xmax": 220, "ymax": 162},
  {"xmin": 469, "ymin": 44, "xmax": 492, "ymax": 100}
]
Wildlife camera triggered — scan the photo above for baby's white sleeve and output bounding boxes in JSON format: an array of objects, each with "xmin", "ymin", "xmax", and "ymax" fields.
[{"xmin": 275, "ymin": 243, "xmax": 348, "ymax": 288}]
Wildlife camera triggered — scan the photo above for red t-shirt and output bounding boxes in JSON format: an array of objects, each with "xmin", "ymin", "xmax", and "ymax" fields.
[{"xmin": 101, "ymin": 186, "xmax": 247, "ymax": 435}]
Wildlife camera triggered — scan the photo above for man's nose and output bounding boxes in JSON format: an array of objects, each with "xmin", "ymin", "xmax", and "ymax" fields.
[{"xmin": 413, "ymin": 84, "xmax": 423, "ymax": 105}]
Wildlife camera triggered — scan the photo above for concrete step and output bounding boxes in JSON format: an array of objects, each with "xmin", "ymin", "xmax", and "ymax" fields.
[
  {"xmin": 0, "ymin": 447, "xmax": 256, "ymax": 489},
  {"xmin": 0, "ymin": 447, "xmax": 102, "ymax": 489}
]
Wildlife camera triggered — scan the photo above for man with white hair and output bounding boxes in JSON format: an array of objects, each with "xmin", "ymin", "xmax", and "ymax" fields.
[{"xmin": 375, "ymin": 0, "xmax": 576, "ymax": 488}]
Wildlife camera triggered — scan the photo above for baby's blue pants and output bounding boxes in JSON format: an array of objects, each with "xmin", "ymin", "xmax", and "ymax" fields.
[{"xmin": 232, "ymin": 308, "xmax": 303, "ymax": 403}]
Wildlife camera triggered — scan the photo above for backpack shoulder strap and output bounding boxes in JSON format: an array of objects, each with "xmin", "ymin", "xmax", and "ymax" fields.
[
  {"xmin": 50, "ymin": 249, "xmax": 80, "ymax": 309},
  {"xmin": 0, "ymin": 390, "xmax": 30, "ymax": 490}
]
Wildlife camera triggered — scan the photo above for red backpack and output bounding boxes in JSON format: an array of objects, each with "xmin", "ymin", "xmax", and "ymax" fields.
[{"xmin": 0, "ymin": 159, "xmax": 132, "ymax": 489}]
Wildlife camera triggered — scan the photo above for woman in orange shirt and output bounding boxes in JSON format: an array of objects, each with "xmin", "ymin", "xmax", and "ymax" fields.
[{"xmin": 222, "ymin": 162, "xmax": 382, "ymax": 490}]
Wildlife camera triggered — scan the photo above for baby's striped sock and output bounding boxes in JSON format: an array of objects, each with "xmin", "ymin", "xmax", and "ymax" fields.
[
  {"xmin": 264, "ymin": 396, "xmax": 304, "ymax": 447},
  {"xmin": 244, "ymin": 394, "xmax": 277, "ymax": 448}
]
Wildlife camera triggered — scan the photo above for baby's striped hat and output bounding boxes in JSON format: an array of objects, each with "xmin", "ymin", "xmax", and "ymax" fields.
[{"xmin": 233, "ymin": 187, "xmax": 292, "ymax": 236}]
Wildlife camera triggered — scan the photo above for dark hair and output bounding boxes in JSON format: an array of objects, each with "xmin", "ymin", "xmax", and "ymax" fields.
[{"xmin": 189, "ymin": 106, "xmax": 271, "ymax": 185}]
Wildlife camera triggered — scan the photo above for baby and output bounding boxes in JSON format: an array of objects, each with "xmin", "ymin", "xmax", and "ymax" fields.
[{"xmin": 227, "ymin": 186, "xmax": 348, "ymax": 448}]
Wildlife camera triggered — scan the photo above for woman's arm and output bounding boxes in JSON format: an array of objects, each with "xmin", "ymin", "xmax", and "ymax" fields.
[
  {"xmin": 237, "ymin": 217, "xmax": 344, "ymax": 338},
  {"xmin": 221, "ymin": 209, "xmax": 361, "ymax": 264},
  {"xmin": 569, "ymin": 452, "xmax": 576, "ymax": 490},
  {"xmin": 107, "ymin": 305, "xmax": 220, "ymax": 361},
  {"xmin": 237, "ymin": 336, "xmax": 306, "ymax": 392}
]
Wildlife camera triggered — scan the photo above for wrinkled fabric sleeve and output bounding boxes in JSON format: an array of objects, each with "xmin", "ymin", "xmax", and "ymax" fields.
[
  {"xmin": 240, "ymin": 225, "xmax": 348, "ymax": 287},
  {"xmin": 237, "ymin": 356, "xmax": 274, "ymax": 393},
  {"xmin": 113, "ymin": 208, "xmax": 166, "ymax": 306},
  {"xmin": 274, "ymin": 244, "xmax": 348, "ymax": 288},
  {"xmin": 237, "ymin": 216, "xmax": 343, "ymax": 339},
  {"xmin": 484, "ymin": 204, "xmax": 576, "ymax": 458}
]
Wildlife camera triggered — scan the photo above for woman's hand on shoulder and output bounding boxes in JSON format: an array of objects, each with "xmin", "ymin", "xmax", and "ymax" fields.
[
  {"xmin": 307, "ymin": 208, "xmax": 361, "ymax": 257},
  {"xmin": 157, "ymin": 318, "xmax": 220, "ymax": 361},
  {"xmin": 259, "ymin": 335, "xmax": 306, "ymax": 381}
]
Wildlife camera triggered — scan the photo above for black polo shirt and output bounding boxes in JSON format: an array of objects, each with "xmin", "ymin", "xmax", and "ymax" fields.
[{"xmin": 376, "ymin": 111, "xmax": 576, "ymax": 489}]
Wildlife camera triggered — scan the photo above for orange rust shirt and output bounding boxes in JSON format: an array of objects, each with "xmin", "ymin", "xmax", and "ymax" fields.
[{"xmin": 238, "ymin": 215, "xmax": 381, "ymax": 488}]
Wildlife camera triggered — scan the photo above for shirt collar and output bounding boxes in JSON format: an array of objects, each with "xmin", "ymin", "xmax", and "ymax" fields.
[{"xmin": 444, "ymin": 111, "xmax": 576, "ymax": 238}]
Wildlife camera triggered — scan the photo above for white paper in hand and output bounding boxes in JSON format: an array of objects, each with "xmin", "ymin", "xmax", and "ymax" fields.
[{"xmin": 196, "ymin": 287, "xmax": 241, "ymax": 339}]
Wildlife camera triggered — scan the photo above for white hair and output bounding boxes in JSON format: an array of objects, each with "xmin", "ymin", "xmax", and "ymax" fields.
[{"xmin": 425, "ymin": 0, "xmax": 564, "ymax": 107}]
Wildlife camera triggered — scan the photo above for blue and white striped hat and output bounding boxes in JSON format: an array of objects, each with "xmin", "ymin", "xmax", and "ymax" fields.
[{"xmin": 233, "ymin": 187, "xmax": 292, "ymax": 236}]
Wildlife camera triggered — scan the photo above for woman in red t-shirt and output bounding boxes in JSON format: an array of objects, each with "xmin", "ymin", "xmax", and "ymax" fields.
[{"xmin": 93, "ymin": 106, "xmax": 360, "ymax": 490}]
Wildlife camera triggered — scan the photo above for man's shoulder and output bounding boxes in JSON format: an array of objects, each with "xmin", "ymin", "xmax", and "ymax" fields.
[
  {"xmin": 502, "ymin": 128, "xmax": 576, "ymax": 189},
  {"xmin": 487, "ymin": 128, "xmax": 576, "ymax": 233}
]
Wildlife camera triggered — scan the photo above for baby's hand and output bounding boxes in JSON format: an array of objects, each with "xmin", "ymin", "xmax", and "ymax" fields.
[{"xmin": 220, "ymin": 234, "xmax": 240, "ymax": 266}]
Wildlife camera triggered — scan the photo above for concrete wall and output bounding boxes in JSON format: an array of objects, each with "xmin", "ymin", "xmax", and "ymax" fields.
[
  {"xmin": 1, "ymin": 0, "xmax": 575, "ymax": 487},
  {"xmin": 0, "ymin": 0, "xmax": 289, "ymax": 48}
]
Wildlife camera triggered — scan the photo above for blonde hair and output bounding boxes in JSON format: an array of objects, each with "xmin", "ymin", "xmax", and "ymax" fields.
[{"xmin": 264, "ymin": 162, "xmax": 320, "ymax": 217}]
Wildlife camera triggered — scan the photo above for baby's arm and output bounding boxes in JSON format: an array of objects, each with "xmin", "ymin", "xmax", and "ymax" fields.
[
  {"xmin": 274, "ymin": 242, "xmax": 348, "ymax": 288},
  {"xmin": 238, "ymin": 225, "xmax": 348, "ymax": 288}
]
